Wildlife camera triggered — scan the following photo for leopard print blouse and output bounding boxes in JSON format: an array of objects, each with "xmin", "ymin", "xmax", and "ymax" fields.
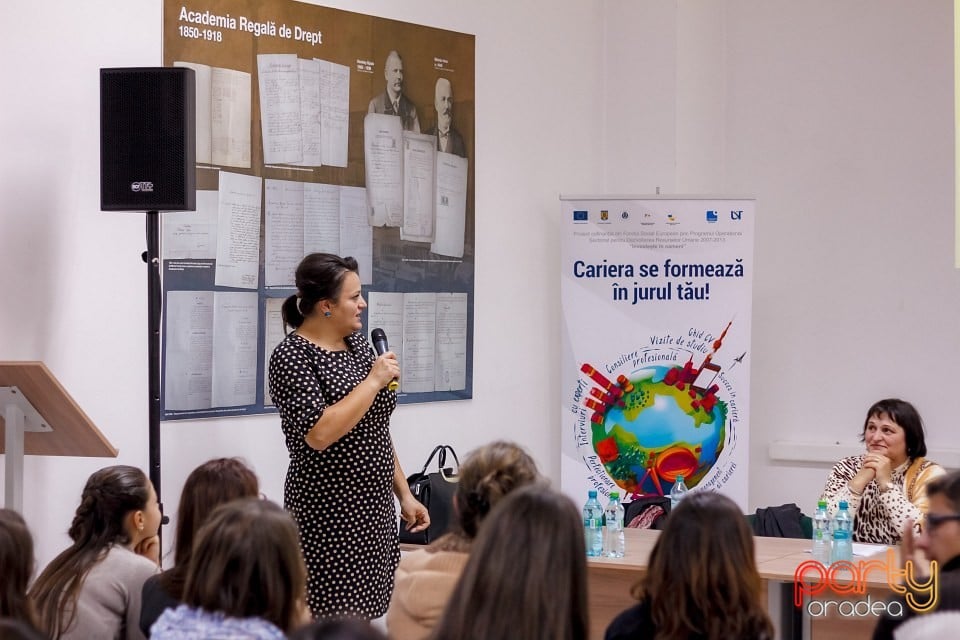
[{"xmin": 820, "ymin": 455, "xmax": 945, "ymax": 544}]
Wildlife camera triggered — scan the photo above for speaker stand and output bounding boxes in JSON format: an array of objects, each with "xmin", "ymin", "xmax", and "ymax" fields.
[{"xmin": 142, "ymin": 210, "xmax": 167, "ymax": 547}]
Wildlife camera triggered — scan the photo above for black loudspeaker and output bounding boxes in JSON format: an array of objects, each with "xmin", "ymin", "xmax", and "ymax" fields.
[{"xmin": 100, "ymin": 67, "xmax": 196, "ymax": 212}]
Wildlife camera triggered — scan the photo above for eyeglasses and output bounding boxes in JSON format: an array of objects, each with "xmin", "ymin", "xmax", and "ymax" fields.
[{"xmin": 926, "ymin": 513, "xmax": 960, "ymax": 530}]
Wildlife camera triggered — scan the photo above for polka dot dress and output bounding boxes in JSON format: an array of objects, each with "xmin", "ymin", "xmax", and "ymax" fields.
[{"xmin": 268, "ymin": 330, "xmax": 399, "ymax": 620}]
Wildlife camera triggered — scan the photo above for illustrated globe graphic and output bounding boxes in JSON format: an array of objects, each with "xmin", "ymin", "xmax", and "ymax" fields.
[{"xmin": 593, "ymin": 365, "xmax": 727, "ymax": 496}]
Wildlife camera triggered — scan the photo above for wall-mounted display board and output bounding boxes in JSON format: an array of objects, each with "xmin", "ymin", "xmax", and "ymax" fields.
[{"xmin": 160, "ymin": 0, "xmax": 475, "ymax": 420}]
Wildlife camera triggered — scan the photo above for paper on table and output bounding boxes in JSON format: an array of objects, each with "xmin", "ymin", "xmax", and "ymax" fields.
[
  {"xmin": 852, "ymin": 543, "xmax": 889, "ymax": 557},
  {"xmin": 803, "ymin": 542, "xmax": 890, "ymax": 557}
]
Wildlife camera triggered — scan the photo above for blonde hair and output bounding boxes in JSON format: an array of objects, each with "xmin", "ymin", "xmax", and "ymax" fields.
[
  {"xmin": 431, "ymin": 440, "xmax": 540, "ymax": 553},
  {"xmin": 431, "ymin": 487, "xmax": 588, "ymax": 640}
]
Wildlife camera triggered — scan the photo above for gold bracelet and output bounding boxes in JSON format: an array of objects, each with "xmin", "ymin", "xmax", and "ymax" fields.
[{"xmin": 848, "ymin": 483, "xmax": 864, "ymax": 497}]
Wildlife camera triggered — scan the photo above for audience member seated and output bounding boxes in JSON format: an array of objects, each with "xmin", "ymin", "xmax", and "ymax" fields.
[
  {"xmin": 150, "ymin": 498, "xmax": 309, "ymax": 639},
  {"xmin": 29, "ymin": 465, "xmax": 161, "ymax": 640},
  {"xmin": 289, "ymin": 619, "xmax": 388, "ymax": 640},
  {"xmin": 386, "ymin": 440, "xmax": 540, "ymax": 640},
  {"xmin": 821, "ymin": 398, "xmax": 944, "ymax": 544},
  {"xmin": 0, "ymin": 509, "xmax": 40, "ymax": 632},
  {"xmin": 431, "ymin": 486, "xmax": 588, "ymax": 640},
  {"xmin": 139, "ymin": 457, "xmax": 260, "ymax": 635},
  {"xmin": 0, "ymin": 619, "xmax": 46, "ymax": 640},
  {"xmin": 605, "ymin": 491, "xmax": 774, "ymax": 640},
  {"xmin": 873, "ymin": 470, "xmax": 960, "ymax": 639}
]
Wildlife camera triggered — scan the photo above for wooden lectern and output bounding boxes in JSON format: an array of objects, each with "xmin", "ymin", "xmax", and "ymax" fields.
[{"xmin": 0, "ymin": 362, "xmax": 117, "ymax": 511}]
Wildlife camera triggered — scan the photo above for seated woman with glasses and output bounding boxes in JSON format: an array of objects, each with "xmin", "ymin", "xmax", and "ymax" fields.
[
  {"xmin": 820, "ymin": 399, "xmax": 945, "ymax": 544},
  {"xmin": 873, "ymin": 470, "xmax": 960, "ymax": 639}
]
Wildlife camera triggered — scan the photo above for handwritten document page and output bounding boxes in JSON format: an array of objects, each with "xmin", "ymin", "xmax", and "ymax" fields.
[
  {"xmin": 211, "ymin": 292, "xmax": 258, "ymax": 407},
  {"xmin": 210, "ymin": 66, "xmax": 252, "ymax": 168},
  {"xmin": 434, "ymin": 293, "xmax": 468, "ymax": 391},
  {"xmin": 401, "ymin": 293, "xmax": 438, "ymax": 393},
  {"xmin": 431, "ymin": 152, "xmax": 468, "ymax": 258},
  {"xmin": 258, "ymin": 53, "xmax": 302, "ymax": 164},
  {"xmin": 295, "ymin": 58, "xmax": 322, "ymax": 167},
  {"xmin": 364, "ymin": 113, "xmax": 403, "ymax": 227},
  {"xmin": 215, "ymin": 172, "xmax": 262, "ymax": 289},
  {"xmin": 401, "ymin": 132, "xmax": 436, "ymax": 242},
  {"xmin": 175, "ymin": 62, "xmax": 212, "ymax": 164},
  {"xmin": 163, "ymin": 190, "xmax": 218, "ymax": 260},
  {"xmin": 318, "ymin": 59, "xmax": 350, "ymax": 167},
  {"xmin": 339, "ymin": 186, "xmax": 373, "ymax": 285},
  {"xmin": 367, "ymin": 292, "xmax": 405, "ymax": 367},
  {"xmin": 164, "ymin": 291, "xmax": 214, "ymax": 410},
  {"xmin": 264, "ymin": 179, "xmax": 305, "ymax": 287},
  {"xmin": 175, "ymin": 62, "xmax": 252, "ymax": 168},
  {"xmin": 304, "ymin": 182, "xmax": 341, "ymax": 255},
  {"xmin": 263, "ymin": 297, "xmax": 286, "ymax": 406}
]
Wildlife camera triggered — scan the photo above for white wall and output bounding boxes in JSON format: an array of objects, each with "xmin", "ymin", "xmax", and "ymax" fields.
[
  {"xmin": 603, "ymin": 0, "xmax": 960, "ymax": 512},
  {"xmin": 3, "ymin": 0, "xmax": 958, "ymax": 571}
]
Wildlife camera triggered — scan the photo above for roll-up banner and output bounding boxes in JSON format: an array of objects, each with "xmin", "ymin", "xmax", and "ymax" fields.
[{"xmin": 560, "ymin": 196, "xmax": 755, "ymax": 510}]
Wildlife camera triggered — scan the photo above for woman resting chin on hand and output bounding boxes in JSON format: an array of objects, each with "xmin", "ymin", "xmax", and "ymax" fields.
[{"xmin": 819, "ymin": 398, "xmax": 945, "ymax": 544}]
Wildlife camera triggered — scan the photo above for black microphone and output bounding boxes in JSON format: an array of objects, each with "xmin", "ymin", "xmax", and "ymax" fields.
[{"xmin": 370, "ymin": 328, "xmax": 399, "ymax": 391}]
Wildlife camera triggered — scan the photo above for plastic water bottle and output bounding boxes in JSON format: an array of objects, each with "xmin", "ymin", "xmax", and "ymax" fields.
[
  {"xmin": 830, "ymin": 500, "xmax": 853, "ymax": 564},
  {"xmin": 582, "ymin": 491, "xmax": 603, "ymax": 557},
  {"xmin": 812, "ymin": 500, "xmax": 832, "ymax": 565},
  {"xmin": 604, "ymin": 491, "xmax": 625, "ymax": 558},
  {"xmin": 670, "ymin": 475, "xmax": 689, "ymax": 511}
]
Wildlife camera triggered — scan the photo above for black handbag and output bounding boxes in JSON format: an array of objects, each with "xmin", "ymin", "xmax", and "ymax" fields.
[{"xmin": 399, "ymin": 445, "xmax": 460, "ymax": 544}]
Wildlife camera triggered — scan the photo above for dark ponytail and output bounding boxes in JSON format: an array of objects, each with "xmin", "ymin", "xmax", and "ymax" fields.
[
  {"xmin": 29, "ymin": 465, "xmax": 151, "ymax": 637},
  {"xmin": 281, "ymin": 253, "xmax": 359, "ymax": 330},
  {"xmin": 281, "ymin": 294, "xmax": 304, "ymax": 330}
]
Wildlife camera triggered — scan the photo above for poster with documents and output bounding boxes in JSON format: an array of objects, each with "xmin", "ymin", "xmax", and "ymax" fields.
[
  {"xmin": 559, "ymin": 197, "xmax": 754, "ymax": 510},
  {"xmin": 161, "ymin": 0, "xmax": 475, "ymax": 419}
]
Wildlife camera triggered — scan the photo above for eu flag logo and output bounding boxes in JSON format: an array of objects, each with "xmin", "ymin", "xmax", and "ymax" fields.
[{"xmin": 573, "ymin": 210, "xmax": 588, "ymax": 222}]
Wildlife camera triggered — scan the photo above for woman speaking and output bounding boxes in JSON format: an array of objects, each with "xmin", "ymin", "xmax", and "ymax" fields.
[{"xmin": 269, "ymin": 253, "xmax": 429, "ymax": 620}]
